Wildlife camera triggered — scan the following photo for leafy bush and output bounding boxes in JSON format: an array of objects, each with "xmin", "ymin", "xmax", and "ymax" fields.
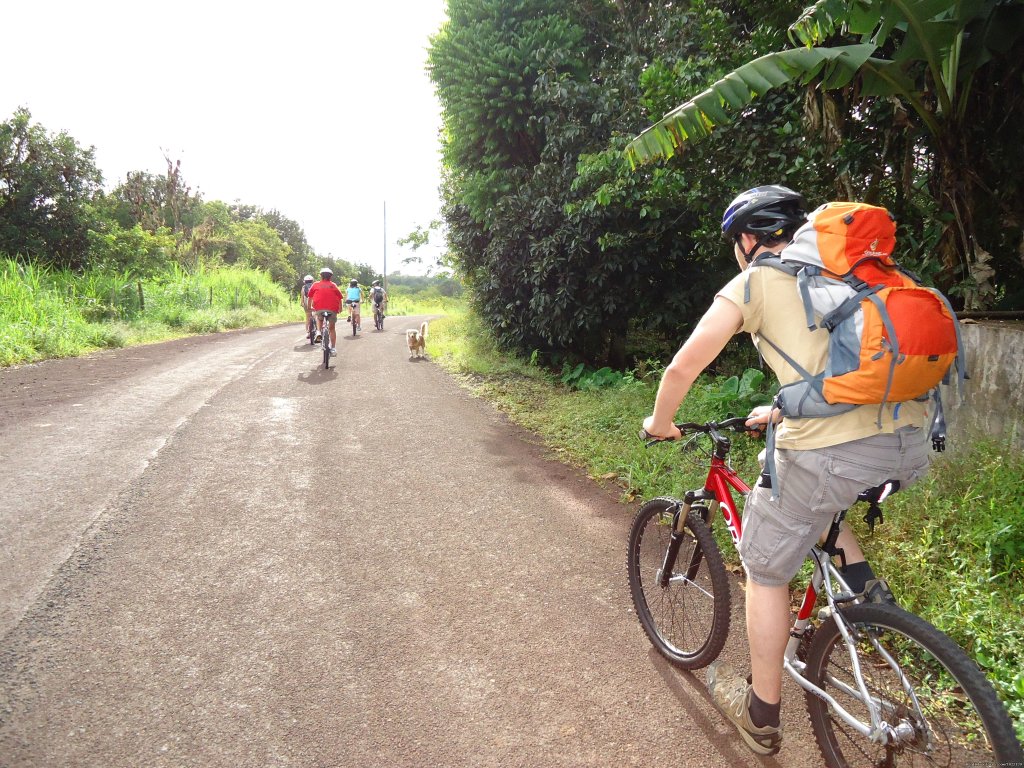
[
  {"xmin": 705, "ymin": 368, "xmax": 773, "ymax": 415},
  {"xmin": 560, "ymin": 363, "xmax": 641, "ymax": 391}
]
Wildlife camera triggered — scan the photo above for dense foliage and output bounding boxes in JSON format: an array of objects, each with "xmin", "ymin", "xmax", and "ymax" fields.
[
  {"xmin": 628, "ymin": 0, "xmax": 1024, "ymax": 311},
  {"xmin": 429, "ymin": 0, "xmax": 1024, "ymax": 368}
]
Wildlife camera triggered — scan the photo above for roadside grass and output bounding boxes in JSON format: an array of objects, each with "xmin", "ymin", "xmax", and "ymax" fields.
[
  {"xmin": 429, "ymin": 307, "xmax": 1024, "ymax": 739},
  {"xmin": 383, "ymin": 292, "xmax": 463, "ymax": 318},
  {"xmin": 1, "ymin": 259, "xmax": 294, "ymax": 367}
]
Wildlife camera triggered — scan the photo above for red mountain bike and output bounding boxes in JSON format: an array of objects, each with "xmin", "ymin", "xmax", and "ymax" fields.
[{"xmin": 627, "ymin": 417, "xmax": 1022, "ymax": 767}]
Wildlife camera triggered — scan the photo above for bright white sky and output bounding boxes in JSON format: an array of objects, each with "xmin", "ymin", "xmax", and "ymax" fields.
[{"xmin": 3, "ymin": 0, "xmax": 449, "ymax": 276}]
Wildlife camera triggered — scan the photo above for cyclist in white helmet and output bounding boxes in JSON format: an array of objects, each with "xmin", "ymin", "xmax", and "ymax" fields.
[{"xmin": 300, "ymin": 274, "xmax": 315, "ymax": 342}]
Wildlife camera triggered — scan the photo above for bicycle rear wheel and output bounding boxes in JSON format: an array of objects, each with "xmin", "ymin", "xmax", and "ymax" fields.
[
  {"xmin": 627, "ymin": 497, "xmax": 731, "ymax": 669},
  {"xmin": 804, "ymin": 601, "xmax": 1022, "ymax": 767}
]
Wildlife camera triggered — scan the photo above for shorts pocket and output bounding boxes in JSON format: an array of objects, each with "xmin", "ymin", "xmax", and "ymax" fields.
[
  {"xmin": 740, "ymin": 495, "xmax": 815, "ymax": 586},
  {"xmin": 818, "ymin": 452, "xmax": 897, "ymax": 514}
]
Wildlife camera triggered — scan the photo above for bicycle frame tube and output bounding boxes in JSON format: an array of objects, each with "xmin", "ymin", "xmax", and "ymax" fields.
[
  {"xmin": 781, "ymin": 549, "xmax": 905, "ymax": 743},
  {"xmin": 704, "ymin": 457, "xmax": 751, "ymax": 549}
]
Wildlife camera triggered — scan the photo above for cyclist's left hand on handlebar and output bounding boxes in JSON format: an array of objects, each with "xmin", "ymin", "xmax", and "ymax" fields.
[{"xmin": 640, "ymin": 416, "xmax": 682, "ymax": 442}]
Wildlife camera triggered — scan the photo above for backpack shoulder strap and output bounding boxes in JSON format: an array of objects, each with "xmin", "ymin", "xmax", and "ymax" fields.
[
  {"xmin": 747, "ymin": 254, "xmax": 824, "ymax": 330},
  {"xmin": 742, "ymin": 255, "xmax": 799, "ymax": 305}
]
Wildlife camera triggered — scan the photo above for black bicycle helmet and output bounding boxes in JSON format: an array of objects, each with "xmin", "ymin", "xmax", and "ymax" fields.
[{"xmin": 721, "ymin": 185, "xmax": 807, "ymax": 240}]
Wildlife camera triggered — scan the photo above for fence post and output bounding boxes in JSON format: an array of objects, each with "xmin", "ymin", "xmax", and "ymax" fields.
[
  {"xmin": 137, "ymin": 281, "xmax": 145, "ymax": 312},
  {"xmin": 209, "ymin": 287, "xmax": 213, "ymax": 306}
]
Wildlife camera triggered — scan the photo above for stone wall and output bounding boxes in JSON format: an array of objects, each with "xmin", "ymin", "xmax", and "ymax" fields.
[{"xmin": 939, "ymin": 320, "xmax": 1024, "ymax": 450}]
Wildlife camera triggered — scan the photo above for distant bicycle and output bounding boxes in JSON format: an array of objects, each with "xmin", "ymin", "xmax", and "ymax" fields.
[
  {"xmin": 373, "ymin": 301, "xmax": 385, "ymax": 331},
  {"xmin": 346, "ymin": 300, "xmax": 361, "ymax": 336},
  {"xmin": 315, "ymin": 310, "xmax": 336, "ymax": 369},
  {"xmin": 307, "ymin": 315, "xmax": 317, "ymax": 345}
]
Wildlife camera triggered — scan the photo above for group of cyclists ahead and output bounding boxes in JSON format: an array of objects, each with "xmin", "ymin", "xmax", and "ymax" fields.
[{"xmin": 301, "ymin": 268, "xmax": 388, "ymax": 355}]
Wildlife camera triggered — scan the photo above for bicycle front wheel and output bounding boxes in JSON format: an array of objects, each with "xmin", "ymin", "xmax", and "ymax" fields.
[
  {"xmin": 804, "ymin": 601, "xmax": 1022, "ymax": 767},
  {"xmin": 626, "ymin": 497, "xmax": 731, "ymax": 669}
]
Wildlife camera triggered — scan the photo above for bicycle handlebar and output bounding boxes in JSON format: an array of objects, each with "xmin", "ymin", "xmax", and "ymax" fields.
[{"xmin": 639, "ymin": 416, "xmax": 761, "ymax": 445}]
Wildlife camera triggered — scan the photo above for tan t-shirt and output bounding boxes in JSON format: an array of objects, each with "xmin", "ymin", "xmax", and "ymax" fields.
[{"xmin": 717, "ymin": 264, "xmax": 928, "ymax": 450}]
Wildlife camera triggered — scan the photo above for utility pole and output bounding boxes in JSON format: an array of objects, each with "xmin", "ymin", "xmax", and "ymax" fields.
[{"xmin": 383, "ymin": 201, "xmax": 387, "ymax": 292}]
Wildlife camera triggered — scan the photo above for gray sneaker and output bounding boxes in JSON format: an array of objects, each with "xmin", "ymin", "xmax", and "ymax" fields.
[
  {"xmin": 706, "ymin": 662, "xmax": 782, "ymax": 756},
  {"xmin": 862, "ymin": 578, "xmax": 897, "ymax": 604}
]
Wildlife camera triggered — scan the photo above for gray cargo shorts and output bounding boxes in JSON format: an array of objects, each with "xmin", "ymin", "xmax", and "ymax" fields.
[{"xmin": 739, "ymin": 427, "xmax": 931, "ymax": 587}]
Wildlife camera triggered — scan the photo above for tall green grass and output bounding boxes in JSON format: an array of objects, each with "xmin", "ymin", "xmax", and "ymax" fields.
[
  {"xmin": 383, "ymin": 291, "xmax": 462, "ymax": 318},
  {"xmin": 429, "ymin": 308, "xmax": 1024, "ymax": 739},
  {"xmin": 1, "ymin": 258, "xmax": 295, "ymax": 366}
]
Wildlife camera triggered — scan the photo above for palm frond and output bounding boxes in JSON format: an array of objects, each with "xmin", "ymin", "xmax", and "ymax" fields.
[
  {"xmin": 625, "ymin": 44, "xmax": 877, "ymax": 166},
  {"xmin": 789, "ymin": 0, "xmax": 882, "ymax": 47}
]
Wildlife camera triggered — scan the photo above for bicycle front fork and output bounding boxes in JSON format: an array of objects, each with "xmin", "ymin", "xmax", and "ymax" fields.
[
  {"xmin": 659, "ymin": 501, "xmax": 689, "ymax": 588},
  {"xmin": 659, "ymin": 493, "xmax": 711, "ymax": 589}
]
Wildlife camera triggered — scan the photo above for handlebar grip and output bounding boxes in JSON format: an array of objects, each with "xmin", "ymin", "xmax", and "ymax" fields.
[{"xmin": 639, "ymin": 428, "xmax": 675, "ymax": 443}]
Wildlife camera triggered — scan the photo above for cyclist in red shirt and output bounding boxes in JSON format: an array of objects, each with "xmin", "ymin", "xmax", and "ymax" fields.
[{"xmin": 307, "ymin": 267, "xmax": 343, "ymax": 355}]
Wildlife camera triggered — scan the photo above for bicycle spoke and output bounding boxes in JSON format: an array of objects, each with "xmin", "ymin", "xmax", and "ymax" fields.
[
  {"xmin": 628, "ymin": 501, "xmax": 729, "ymax": 668},
  {"xmin": 805, "ymin": 604, "xmax": 1018, "ymax": 767}
]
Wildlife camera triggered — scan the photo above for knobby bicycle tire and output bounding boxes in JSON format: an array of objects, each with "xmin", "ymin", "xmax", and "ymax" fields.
[
  {"xmin": 627, "ymin": 497, "xmax": 731, "ymax": 669},
  {"xmin": 804, "ymin": 601, "xmax": 1023, "ymax": 768}
]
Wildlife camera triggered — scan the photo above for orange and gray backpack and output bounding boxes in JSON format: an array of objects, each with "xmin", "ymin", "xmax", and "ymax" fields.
[{"xmin": 750, "ymin": 202, "xmax": 966, "ymax": 492}]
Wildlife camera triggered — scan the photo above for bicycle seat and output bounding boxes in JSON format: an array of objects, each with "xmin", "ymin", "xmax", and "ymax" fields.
[
  {"xmin": 857, "ymin": 480, "xmax": 901, "ymax": 533},
  {"xmin": 857, "ymin": 480, "xmax": 900, "ymax": 504}
]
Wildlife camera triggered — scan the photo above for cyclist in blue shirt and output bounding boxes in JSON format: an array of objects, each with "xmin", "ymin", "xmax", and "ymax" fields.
[{"xmin": 345, "ymin": 279, "xmax": 362, "ymax": 332}]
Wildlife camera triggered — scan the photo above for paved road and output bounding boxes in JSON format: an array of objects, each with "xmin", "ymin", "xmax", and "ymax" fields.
[{"xmin": 0, "ymin": 318, "xmax": 820, "ymax": 767}]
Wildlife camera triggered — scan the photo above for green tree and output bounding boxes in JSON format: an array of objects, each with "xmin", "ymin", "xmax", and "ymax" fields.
[
  {"xmin": 109, "ymin": 155, "xmax": 202, "ymax": 236},
  {"xmin": 86, "ymin": 222, "xmax": 176, "ymax": 276},
  {"xmin": 231, "ymin": 217, "xmax": 296, "ymax": 286},
  {"xmin": 625, "ymin": 0, "xmax": 1024, "ymax": 309},
  {"xmin": 431, "ymin": 0, "xmax": 813, "ymax": 367},
  {"xmin": 0, "ymin": 108, "xmax": 103, "ymax": 268},
  {"xmin": 261, "ymin": 208, "xmax": 317, "ymax": 279}
]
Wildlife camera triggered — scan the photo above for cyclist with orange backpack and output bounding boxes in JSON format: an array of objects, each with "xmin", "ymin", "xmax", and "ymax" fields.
[{"xmin": 642, "ymin": 185, "xmax": 935, "ymax": 756}]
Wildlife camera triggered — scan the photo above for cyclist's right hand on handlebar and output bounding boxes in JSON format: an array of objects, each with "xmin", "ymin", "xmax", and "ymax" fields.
[
  {"xmin": 744, "ymin": 405, "xmax": 779, "ymax": 433},
  {"xmin": 640, "ymin": 416, "xmax": 682, "ymax": 442}
]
